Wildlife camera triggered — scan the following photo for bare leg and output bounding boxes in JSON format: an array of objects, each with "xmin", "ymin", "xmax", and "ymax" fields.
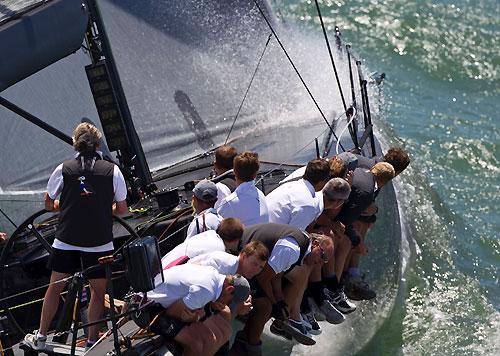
[
  {"xmin": 87, "ymin": 278, "xmax": 107, "ymax": 342},
  {"xmin": 39, "ymin": 272, "xmax": 69, "ymax": 335},
  {"xmin": 349, "ymin": 221, "xmax": 373, "ymax": 269},
  {"xmin": 334, "ymin": 234, "xmax": 352, "ymax": 280},
  {"xmin": 244, "ymin": 297, "xmax": 271, "ymax": 345},
  {"xmin": 283, "ymin": 265, "xmax": 311, "ymax": 321},
  {"xmin": 175, "ymin": 322, "xmax": 210, "ymax": 356},
  {"xmin": 203, "ymin": 308, "xmax": 232, "ymax": 355}
]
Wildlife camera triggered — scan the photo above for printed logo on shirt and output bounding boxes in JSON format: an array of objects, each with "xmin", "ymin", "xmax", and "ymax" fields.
[{"xmin": 78, "ymin": 176, "xmax": 93, "ymax": 196}]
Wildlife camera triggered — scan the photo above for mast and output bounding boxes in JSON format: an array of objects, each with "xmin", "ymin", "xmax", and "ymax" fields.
[{"xmin": 84, "ymin": 0, "xmax": 156, "ymax": 200}]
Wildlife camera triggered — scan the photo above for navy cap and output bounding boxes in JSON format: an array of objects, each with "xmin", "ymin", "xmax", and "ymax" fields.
[
  {"xmin": 193, "ymin": 180, "xmax": 218, "ymax": 202},
  {"xmin": 230, "ymin": 276, "xmax": 250, "ymax": 313}
]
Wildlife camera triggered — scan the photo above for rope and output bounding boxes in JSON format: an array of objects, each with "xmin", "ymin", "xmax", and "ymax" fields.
[
  {"xmin": 225, "ymin": 33, "xmax": 272, "ymax": 144},
  {"xmin": 251, "ymin": 0, "xmax": 345, "ymax": 152}
]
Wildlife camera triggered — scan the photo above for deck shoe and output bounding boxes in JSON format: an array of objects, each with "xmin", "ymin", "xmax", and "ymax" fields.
[
  {"xmin": 319, "ymin": 300, "xmax": 345, "ymax": 324},
  {"xmin": 307, "ymin": 297, "xmax": 326, "ymax": 322},
  {"xmin": 24, "ymin": 331, "xmax": 46, "ymax": 350},
  {"xmin": 299, "ymin": 313, "xmax": 312, "ymax": 330},
  {"xmin": 325, "ymin": 287, "xmax": 356, "ymax": 314},
  {"xmin": 301, "ymin": 311, "xmax": 322, "ymax": 335},
  {"xmin": 270, "ymin": 320, "xmax": 293, "ymax": 340},
  {"xmin": 281, "ymin": 319, "xmax": 316, "ymax": 346},
  {"xmin": 342, "ymin": 273, "xmax": 376, "ymax": 301}
]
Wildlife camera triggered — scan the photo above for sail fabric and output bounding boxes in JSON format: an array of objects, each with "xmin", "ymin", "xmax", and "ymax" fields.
[{"xmin": 0, "ymin": 0, "xmax": 349, "ymax": 193}]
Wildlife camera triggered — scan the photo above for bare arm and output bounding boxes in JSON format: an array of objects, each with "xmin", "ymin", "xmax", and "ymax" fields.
[
  {"xmin": 165, "ymin": 299, "xmax": 203, "ymax": 323},
  {"xmin": 113, "ymin": 200, "xmax": 127, "ymax": 216},
  {"xmin": 44, "ymin": 192, "xmax": 59, "ymax": 212}
]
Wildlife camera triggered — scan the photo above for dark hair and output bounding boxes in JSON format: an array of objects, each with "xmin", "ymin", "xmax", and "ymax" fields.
[
  {"xmin": 217, "ymin": 218, "xmax": 244, "ymax": 242},
  {"xmin": 241, "ymin": 240, "xmax": 269, "ymax": 261},
  {"xmin": 303, "ymin": 158, "xmax": 329, "ymax": 185},
  {"xmin": 328, "ymin": 159, "xmax": 347, "ymax": 179},
  {"xmin": 233, "ymin": 151, "xmax": 260, "ymax": 182},
  {"xmin": 383, "ymin": 148, "xmax": 410, "ymax": 173},
  {"xmin": 215, "ymin": 145, "xmax": 238, "ymax": 171}
]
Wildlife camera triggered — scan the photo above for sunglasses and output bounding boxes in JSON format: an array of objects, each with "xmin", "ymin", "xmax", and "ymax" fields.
[{"xmin": 318, "ymin": 244, "xmax": 328, "ymax": 263}]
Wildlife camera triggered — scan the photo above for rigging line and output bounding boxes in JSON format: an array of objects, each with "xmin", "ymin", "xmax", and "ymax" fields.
[
  {"xmin": 0, "ymin": 208, "xmax": 17, "ymax": 228},
  {"xmin": 225, "ymin": 33, "xmax": 273, "ymax": 145},
  {"xmin": 0, "ymin": 276, "xmax": 72, "ymax": 305},
  {"xmin": 336, "ymin": 108, "xmax": 356, "ymax": 156},
  {"xmin": 251, "ymin": 0, "xmax": 345, "ymax": 152},
  {"xmin": 313, "ymin": 0, "xmax": 348, "ymax": 113}
]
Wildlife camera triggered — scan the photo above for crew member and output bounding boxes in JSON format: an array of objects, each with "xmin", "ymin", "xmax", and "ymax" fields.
[
  {"xmin": 24, "ymin": 123, "xmax": 127, "ymax": 351},
  {"xmin": 186, "ymin": 180, "xmax": 222, "ymax": 239},
  {"xmin": 217, "ymin": 151, "xmax": 269, "ymax": 226}
]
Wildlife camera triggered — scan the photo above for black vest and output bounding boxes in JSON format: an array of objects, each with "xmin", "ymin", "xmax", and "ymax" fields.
[
  {"xmin": 55, "ymin": 152, "xmax": 115, "ymax": 247},
  {"xmin": 240, "ymin": 223, "xmax": 310, "ymax": 273},
  {"xmin": 219, "ymin": 174, "xmax": 236, "ymax": 193}
]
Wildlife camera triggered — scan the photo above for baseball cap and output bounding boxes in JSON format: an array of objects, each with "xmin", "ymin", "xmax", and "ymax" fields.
[
  {"xmin": 193, "ymin": 180, "xmax": 218, "ymax": 202},
  {"xmin": 230, "ymin": 276, "xmax": 250, "ymax": 313}
]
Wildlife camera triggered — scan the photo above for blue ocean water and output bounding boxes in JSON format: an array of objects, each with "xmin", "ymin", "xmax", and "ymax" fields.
[{"xmin": 278, "ymin": 0, "xmax": 500, "ymax": 355}]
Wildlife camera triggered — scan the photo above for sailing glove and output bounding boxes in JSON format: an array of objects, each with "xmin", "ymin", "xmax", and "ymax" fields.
[{"xmin": 271, "ymin": 300, "xmax": 289, "ymax": 321}]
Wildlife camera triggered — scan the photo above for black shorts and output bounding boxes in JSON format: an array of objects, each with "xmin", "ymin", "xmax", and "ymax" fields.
[
  {"xmin": 149, "ymin": 305, "xmax": 187, "ymax": 342},
  {"xmin": 47, "ymin": 248, "xmax": 113, "ymax": 279},
  {"xmin": 357, "ymin": 214, "xmax": 377, "ymax": 224},
  {"xmin": 248, "ymin": 277, "xmax": 267, "ymax": 299}
]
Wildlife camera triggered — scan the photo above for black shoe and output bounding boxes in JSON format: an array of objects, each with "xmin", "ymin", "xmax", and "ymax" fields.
[
  {"xmin": 342, "ymin": 273, "xmax": 376, "ymax": 300},
  {"xmin": 270, "ymin": 321, "xmax": 293, "ymax": 340},
  {"xmin": 281, "ymin": 319, "xmax": 316, "ymax": 346}
]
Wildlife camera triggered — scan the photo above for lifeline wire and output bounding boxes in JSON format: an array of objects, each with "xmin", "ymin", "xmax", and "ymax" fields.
[
  {"xmin": 225, "ymin": 33, "xmax": 273, "ymax": 145},
  {"xmin": 251, "ymin": 0, "xmax": 345, "ymax": 152}
]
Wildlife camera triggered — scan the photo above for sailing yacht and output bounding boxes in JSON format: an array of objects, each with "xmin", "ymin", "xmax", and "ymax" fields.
[{"xmin": 0, "ymin": 0, "xmax": 401, "ymax": 355}]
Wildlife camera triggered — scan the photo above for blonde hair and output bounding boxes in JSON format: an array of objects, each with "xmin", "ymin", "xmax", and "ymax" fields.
[
  {"xmin": 371, "ymin": 162, "xmax": 395, "ymax": 186},
  {"xmin": 72, "ymin": 123, "xmax": 102, "ymax": 153}
]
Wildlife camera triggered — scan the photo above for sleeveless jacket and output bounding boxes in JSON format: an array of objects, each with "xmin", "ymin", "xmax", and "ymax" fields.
[
  {"xmin": 55, "ymin": 152, "xmax": 115, "ymax": 247},
  {"xmin": 240, "ymin": 223, "xmax": 310, "ymax": 273}
]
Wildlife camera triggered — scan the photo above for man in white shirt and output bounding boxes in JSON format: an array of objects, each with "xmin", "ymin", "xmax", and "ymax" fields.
[
  {"xmin": 212, "ymin": 145, "xmax": 237, "ymax": 208},
  {"xmin": 266, "ymin": 158, "xmax": 330, "ymax": 229},
  {"xmin": 186, "ymin": 180, "xmax": 222, "ymax": 239},
  {"xmin": 161, "ymin": 217, "xmax": 244, "ymax": 269},
  {"xmin": 188, "ymin": 240, "xmax": 269, "ymax": 279},
  {"xmin": 24, "ymin": 123, "xmax": 127, "ymax": 351},
  {"xmin": 144, "ymin": 264, "xmax": 249, "ymax": 356},
  {"xmin": 231, "ymin": 224, "xmax": 334, "ymax": 353},
  {"xmin": 217, "ymin": 151, "xmax": 269, "ymax": 226}
]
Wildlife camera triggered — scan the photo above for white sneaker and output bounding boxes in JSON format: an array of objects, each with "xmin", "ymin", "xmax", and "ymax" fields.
[
  {"xmin": 319, "ymin": 300, "xmax": 345, "ymax": 324},
  {"xmin": 301, "ymin": 311, "xmax": 322, "ymax": 335},
  {"xmin": 24, "ymin": 331, "xmax": 46, "ymax": 350},
  {"xmin": 325, "ymin": 287, "xmax": 357, "ymax": 314}
]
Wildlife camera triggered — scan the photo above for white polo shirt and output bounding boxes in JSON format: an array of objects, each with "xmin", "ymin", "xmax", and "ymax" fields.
[
  {"xmin": 266, "ymin": 178, "xmax": 324, "ymax": 229},
  {"xmin": 161, "ymin": 230, "xmax": 226, "ymax": 270},
  {"xmin": 185, "ymin": 208, "xmax": 223, "ymax": 239},
  {"xmin": 217, "ymin": 180, "xmax": 269, "ymax": 226},
  {"xmin": 279, "ymin": 166, "xmax": 306, "ymax": 184},
  {"xmin": 47, "ymin": 151, "xmax": 127, "ymax": 252},
  {"xmin": 214, "ymin": 182, "xmax": 232, "ymax": 209},
  {"xmin": 267, "ymin": 237, "xmax": 311, "ymax": 273},
  {"xmin": 148, "ymin": 264, "xmax": 224, "ymax": 309},
  {"xmin": 188, "ymin": 251, "xmax": 239, "ymax": 275}
]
